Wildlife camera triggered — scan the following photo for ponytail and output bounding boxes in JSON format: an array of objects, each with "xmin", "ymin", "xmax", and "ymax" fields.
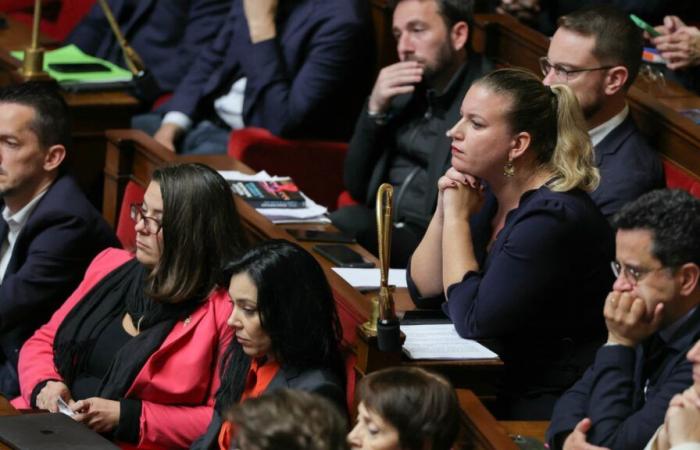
[
  {"xmin": 475, "ymin": 69, "xmax": 599, "ymax": 193},
  {"xmin": 547, "ymin": 84, "xmax": 600, "ymax": 192}
]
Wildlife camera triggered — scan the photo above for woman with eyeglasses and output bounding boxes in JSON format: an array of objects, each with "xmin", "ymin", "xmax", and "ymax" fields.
[
  {"xmin": 409, "ymin": 68, "xmax": 615, "ymax": 420},
  {"xmin": 13, "ymin": 163, "xmax": 246, "ymax": 449},
  {"xmin": 190, "ymin": 239, "xmax": 346, "ymax": 450}
]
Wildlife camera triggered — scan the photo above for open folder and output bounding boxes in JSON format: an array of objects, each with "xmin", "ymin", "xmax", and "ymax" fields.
[{"xmin": 11, "ymin": 44, "xmax": 132, "ymax": 87}]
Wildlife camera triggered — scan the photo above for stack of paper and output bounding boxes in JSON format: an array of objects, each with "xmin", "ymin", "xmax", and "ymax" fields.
[
  {"xmin": 401, "ymin": 324, "xmax": 499, "ymax": 360},
  {"xmin": 12, "ymin": 45, "xmax": 132, "ymax": 86},
  {"xmin": 219, "ymin": 170, "xmax": 330, "ymax": 224},
  {"xmin": 331, "ymin": 268, "xmax": 407, "ymax": 290}
]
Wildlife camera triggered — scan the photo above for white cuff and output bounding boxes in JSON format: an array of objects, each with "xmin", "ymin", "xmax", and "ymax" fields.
[{"xmin": 162, "ymin": 111, "xmax": 192, "ymax": 131}]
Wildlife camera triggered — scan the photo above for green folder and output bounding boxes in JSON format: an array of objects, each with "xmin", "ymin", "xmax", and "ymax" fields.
[{"xmin": 11, "ymin": 44, "xmax": 132, "ymax": 85}]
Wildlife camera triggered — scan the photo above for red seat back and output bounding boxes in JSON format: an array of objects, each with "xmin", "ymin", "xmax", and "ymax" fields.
[
  {"xmin": 115, "ymin": 181, "xmax": 146, "ymax": 252},
  {"xmin": 663, "ymin": 159, "xmax": 700, "ymax": 199},
  {"xmin": 228, "ymin": 128, "xmax": 349, "ymax": 210}
]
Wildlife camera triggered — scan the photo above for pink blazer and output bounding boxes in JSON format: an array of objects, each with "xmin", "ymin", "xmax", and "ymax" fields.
[{"xmin": 14, "ymin": 248, "xmax": 233, "ymax": 449}]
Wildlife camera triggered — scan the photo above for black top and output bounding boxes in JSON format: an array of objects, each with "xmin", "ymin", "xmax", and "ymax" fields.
[
  {"xmin": 71, "ymin": 315, "xmax": 132, "ymax": 400},
  {"xmin": 408, "ymin": 186, "xmax": 615, "ymax": 419}
]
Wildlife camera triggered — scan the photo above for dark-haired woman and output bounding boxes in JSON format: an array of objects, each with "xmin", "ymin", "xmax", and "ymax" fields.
[
  {"xmin": 409, "ymin": 68, "xmax": 615, "ymax": 419},
  {"xmin": 14, "ymin": 163, "xmax": 246, "ymax": 449},
  {"xmin": 347, "ymin": 367, "xmax": 460, "ymax": 450},
  {"xmin": 191, "ymin": 239, "xmax": 346, "ymax": 450}
]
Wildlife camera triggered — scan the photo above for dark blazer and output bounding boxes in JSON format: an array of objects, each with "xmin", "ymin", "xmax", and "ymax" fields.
[
  {"xmin": 344, "ymin": 54, "xmax": 493, "ymax": 222},
  {"xmin": 0, "ymin": 174, "xmax": 119, "ymax": 397},
  {"xmin": 67, "ymin": 0, "xmax": 230, "ymax": 94},
  {"xmin": 162, "ymin": 0, "xmax": 372, "ymax": 140},
  {"xmin": 547, "ymin": 307, "xmax": 700, "ymax": 450},
  {"xmin": 190, "ymin": 365, "xmax": 345, "ymax": 450},
  {"xmin": 590, "ymin": 114, "xmax": 664, "ymax": 218},
  {"xmin": 408, "ymin": 186, "xmax": 615, "ymax": 419}
]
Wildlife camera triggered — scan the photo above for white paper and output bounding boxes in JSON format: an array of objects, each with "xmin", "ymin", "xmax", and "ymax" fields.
[
  {"xmin": 331, "ymin": 268, "xmax": 407, "ymax": 289},
  {"xmin": 56, "ymin": 397, "xmax": 75, "ymax": 417},
  {"xmin": 401, "ymin": 324, "xmax": 499, "ymax": 360},
  {"xmin": 219, "ymin": 170, "xmax": 329, "ymax": 223}
]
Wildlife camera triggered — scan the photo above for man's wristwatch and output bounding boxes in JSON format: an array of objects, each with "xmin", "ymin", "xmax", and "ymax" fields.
[{"xmin": 367, "ymin": 109, "xmax": 388, "ymax": 126}]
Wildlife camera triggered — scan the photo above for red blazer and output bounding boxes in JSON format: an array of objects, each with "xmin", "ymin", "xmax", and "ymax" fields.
[{"xmin": 13, "ymin": 248, "xmax": 233, "ymax": 449}]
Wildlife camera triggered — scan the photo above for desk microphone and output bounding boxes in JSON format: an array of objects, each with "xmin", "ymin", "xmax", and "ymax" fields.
[{"xmin": 96, "ymin": 0, "xmax": 160, "ymax": 102}]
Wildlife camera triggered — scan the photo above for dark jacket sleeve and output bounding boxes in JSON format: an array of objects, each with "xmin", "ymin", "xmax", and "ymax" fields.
[
  {"xmin": 0, "ymin": 215, "xmax": 116, "ymax": 332},
  {"xmin": 239, "ymin": 10, "xmax": 368, "ymax": 137},
  {"xmin": 343, "ymin": 101, "xmax": 393, "ymax": 204},
  {"xmin": 444, "ymin": 203, "xmax": 575, "ymax": 338},
  {"xmin": 547, "ymin": 345, "xmax": 690, "ymax": 450}
]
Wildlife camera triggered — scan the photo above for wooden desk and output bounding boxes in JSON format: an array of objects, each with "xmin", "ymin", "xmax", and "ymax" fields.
[
  {"xmin": 0, "ymin": 16, "xmax": 140, "ymax": 207},
  {"xmin": 103, "ymin": 129, "xmax": 504, "ymax": 398}
]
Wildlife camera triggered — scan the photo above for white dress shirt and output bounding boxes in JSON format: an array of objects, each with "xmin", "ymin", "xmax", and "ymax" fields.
[{"xmin": 0, "ymin": 190, "xmax": 48, "ymax": 283}]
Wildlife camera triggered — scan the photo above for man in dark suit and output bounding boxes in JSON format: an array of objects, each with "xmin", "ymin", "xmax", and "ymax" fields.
[
  {"xmin": 67, "ymin": 0, "xmax": 230, "ymax": 102},
  {"xmin": 330, "ymin": 0, "xmax": 492, "ymax": 267},
  {"xmin": 134, "ymin": 0, "xmax": 372, "ymax": 154},
  {"xmin": 547, "ymin": 189, "xmax": 700, "ymax": 450},
  {"xmin": 0, "ymin": 83, "xmax": 119, "ymax": 397},
  {"xmin": 541, "ymin": 6, "xmax": 664, "ymax": 218}
]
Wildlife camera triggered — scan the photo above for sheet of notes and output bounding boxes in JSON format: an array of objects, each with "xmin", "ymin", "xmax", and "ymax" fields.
[{"xmin": 402, "ymin": 324, "xmax": 499, "ymax": 360}]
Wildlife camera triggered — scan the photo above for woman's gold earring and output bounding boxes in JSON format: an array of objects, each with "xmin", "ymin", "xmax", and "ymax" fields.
[{"xmin": 503, "ymin": 160, "xmax": 515, "ymax": 177}]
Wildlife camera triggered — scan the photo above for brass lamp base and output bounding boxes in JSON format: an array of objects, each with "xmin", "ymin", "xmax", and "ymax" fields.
[
  {"xmin": 19, "ymin": 47, "xmax": 52, "ymax": 82},
  {"xmin": 360, "ymin": 295, "xmax": 380, "ymax": 337}
]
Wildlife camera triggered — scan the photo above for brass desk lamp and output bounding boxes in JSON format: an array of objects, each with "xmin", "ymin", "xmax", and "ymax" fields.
[{"xmin": 361, "ymin": 183, "xmax": 401, "ymax": 352}]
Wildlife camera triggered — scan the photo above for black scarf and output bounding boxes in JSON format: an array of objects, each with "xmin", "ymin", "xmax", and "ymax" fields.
[{"xmin": 54, "ymin": 258, "xmax": 202, "ymax": 399}]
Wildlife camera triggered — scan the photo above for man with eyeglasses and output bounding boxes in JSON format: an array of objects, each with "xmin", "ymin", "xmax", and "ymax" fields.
[
  {"xmin": 541, "ymin": 5, "xmax": 664, "ymax": 218},
  {"xmin": 547, "ymin": 189, "xmax": 700, "ymax": 450},
  {"xmin": 0, "ymin": 84, "xmax": 118, "ymax": 398}
]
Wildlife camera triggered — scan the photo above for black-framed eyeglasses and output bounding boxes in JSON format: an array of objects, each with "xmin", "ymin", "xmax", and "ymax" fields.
[
  {"xmin": 130, "ymin": 203, "xmax": 162, "ymax": 234},
  {"xmin": 539, "ymin": 57, "xmax": 614, "ymax": 81},
  {"xmin": 610, "ymin": 260, "xmax": 669, "ymax": 286}
]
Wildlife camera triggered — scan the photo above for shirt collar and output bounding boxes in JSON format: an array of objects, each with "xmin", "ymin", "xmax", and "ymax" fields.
[
  {"xmin": 2, "ymin": 188, "xmax": 48, "ymax": 232},
  {"xmin": 589, "ymin": 104, "xmax": 629, "ymax": 147}
]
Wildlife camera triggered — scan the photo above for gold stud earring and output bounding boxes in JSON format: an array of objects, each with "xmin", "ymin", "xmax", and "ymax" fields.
[{"xmin": 503, "ymin": 160, "xmax": 515, "ymax": 177}]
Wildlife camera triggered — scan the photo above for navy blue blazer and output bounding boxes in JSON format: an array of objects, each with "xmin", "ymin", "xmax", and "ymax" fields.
[
  {"xmin": 547, "ymin": 307, "xmax": 700, "ymax": 450},
  {"xmin": 162, "ymin": 0, "xmax": 372, "ymax": 140},
  {"xmin": 67, "ymin": 0, "xmax": 230, "ymax": 94},
  {"xmin": 409, "ymin": 186, "xmax": 615, "ymax": 419},
  {"xmin": 189, "ymin": 365, "xmax": 345, "ymax": 450},
  {"xmin": 590, "ymin": 115, "xmax": 664, "ymax": 218},
  {"xmin": 0, "ymin": 174, "xmax": 119, "ymax": 397}
]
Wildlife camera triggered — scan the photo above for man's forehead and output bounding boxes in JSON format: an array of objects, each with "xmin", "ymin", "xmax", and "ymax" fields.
[
  {"xmin": 548, "ymin": 28, "xmax": 598, "ymax": 62},
  {"xmin": 615, "ymin": 228, "xmax": 656, "ymax": 260},
  {"xmin": 393, "ymin": 0, "xmax": 441, "ymax": 26}
]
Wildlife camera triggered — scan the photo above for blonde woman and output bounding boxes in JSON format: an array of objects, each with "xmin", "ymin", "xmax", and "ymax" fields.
[{"xmin": 409, "ymin": 68, "xmax": 615, "ymax": 420}]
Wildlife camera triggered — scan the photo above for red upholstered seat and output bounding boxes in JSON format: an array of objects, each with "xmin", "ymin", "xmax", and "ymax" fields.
[
  {"xmin": 227, "ymin": 127, "xmax": 354, "ymax": 210},
  {"xmin": 663, "ymin": 159, "xmax": 700, "ymax": 199},
  {"xmin": 4, "ymin": 0, "xmax": 95, "ymax": 42},
  {"xmin": 115, "ymin": 180, "xmax": 145, "ymax": 252}
]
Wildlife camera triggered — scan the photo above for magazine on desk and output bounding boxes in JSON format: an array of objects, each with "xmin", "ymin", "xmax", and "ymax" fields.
[
  {"xmin": 229, "ymin": 178, "xmax": 306, "ymax": 208},
  {"xmin": 218, "ymin": 170, "xmax": 329, "ymax": 223}
]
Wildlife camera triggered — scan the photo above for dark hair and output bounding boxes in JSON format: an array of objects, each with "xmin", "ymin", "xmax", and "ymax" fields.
[
  {"xmin": 390, "ymin": 0, "xmax": 474, "ymax": 31},
  {"xmin": 612, "ymin": 189, "xmax": 700, "ymax": 268},
  {"xmin": 0, "ymin": 82, "xmax": 71, "ymax": 149},
  {"xmin": 216, "ymin": 240, "xmax": 344, "ymax": 411},
  {"xmin": 357, "ymin": 367, "xmax": 460, "ymax": 450},
  {"xmin": 475, "ymin": 68, "xmax": 599, "ymax": 192},
  {"xmin": 227, "ymin": 389, "xmax": 348, "ymax": 450},
  {"xmin": 0, "ymin": 82, "xmax": 71, "ymax": 152},
  {"xmin": 146, "ymin": 163, "xmax": 246, "ymax": 303},
  {"xmin": 558, "ymin": 6, "xmax": 643, "ymax": 89}
]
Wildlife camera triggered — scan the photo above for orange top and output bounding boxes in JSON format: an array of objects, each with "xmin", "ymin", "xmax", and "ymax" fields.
[{"xmin": 218, "ymin": 358, "xmax": 281, "ymax": 450}]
